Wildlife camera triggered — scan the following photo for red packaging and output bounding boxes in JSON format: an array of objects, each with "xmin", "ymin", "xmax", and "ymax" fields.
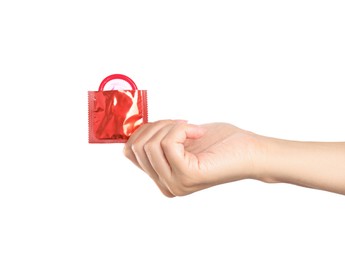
[{"xmin": 88, "ymin": 74, "xmax": 148, "ymax": 143}]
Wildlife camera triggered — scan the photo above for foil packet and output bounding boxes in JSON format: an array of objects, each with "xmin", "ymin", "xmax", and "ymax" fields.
[{"xmin": 88, "ymin": 74, "xmax": 148, "ymax": 143}]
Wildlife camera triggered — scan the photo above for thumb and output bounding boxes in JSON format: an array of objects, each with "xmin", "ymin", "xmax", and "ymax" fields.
[{"xmin": 162, "ymin": 123, "xmax": 205, "ymax": 170}]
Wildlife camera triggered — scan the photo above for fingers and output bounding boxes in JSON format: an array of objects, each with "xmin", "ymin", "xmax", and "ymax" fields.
[
  {"xmin": 143, "ymin": 124, "xmax": 177, "ymax": 183},
  {"xmin": 162, "ymin": 123, "xmax": 205, "ymax": 172},
  {"xmin": 123, "ymin": 120, "xmax": 206, "ymax": 197},
  {"xmin": 124, "ymin": 120, "xmax": 173, "ymax": 170},
  {"xmin": 123, "ymin": 120, "xmax": 176, "ymax": 197},
  {"xmin": 123, "ymin": 122, "xmax": 152, "ymax": 170}
]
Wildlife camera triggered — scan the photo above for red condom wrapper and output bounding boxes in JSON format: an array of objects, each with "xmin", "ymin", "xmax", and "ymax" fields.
[{"xmin": 88, "ymin": 74, "xmax": 148, "ymax": 143}]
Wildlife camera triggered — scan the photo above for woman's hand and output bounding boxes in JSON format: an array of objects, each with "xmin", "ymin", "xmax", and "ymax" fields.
[{"xmin": 123, "ymin": 120, "xmax": 264, "ymax": 197}]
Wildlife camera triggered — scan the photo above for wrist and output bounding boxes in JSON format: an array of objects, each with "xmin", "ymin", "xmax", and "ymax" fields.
[{"xmin": 250, "ymin": 135, "xmax": 289, "ymax": 183}]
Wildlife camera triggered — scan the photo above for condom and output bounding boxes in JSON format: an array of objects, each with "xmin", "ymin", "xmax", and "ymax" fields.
[{"xmin": 88, "ymin": 74, "xmax": 148, "ymax": 143}]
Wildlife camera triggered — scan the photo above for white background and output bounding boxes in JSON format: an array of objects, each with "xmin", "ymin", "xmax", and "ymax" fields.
[{"xmin": 0, "ymin": 1, "xmax": 344, "ymax": 259}]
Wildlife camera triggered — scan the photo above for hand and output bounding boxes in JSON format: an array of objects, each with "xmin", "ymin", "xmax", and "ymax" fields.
[{"xmin": 123, "ymin": 120, "xmax": 263, "ymax": 197}]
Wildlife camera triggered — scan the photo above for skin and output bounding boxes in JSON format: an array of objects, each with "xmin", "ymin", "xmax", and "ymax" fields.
[{"xmin": 123, "ymin": 120, "xmax": 345, "ymax": 197}]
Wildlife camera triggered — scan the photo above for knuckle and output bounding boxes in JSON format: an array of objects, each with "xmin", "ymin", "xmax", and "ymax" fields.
[
  {"xmin": 123, "ymin": 145, "xmax": 132, "ymax": 158},
  {"xmin": 143, "ymin": 142, "xmax": 154, "ymax": 154},
  {"xmin": 131, "ymin": 142, "xmax": 142, "ymax": 154},
  {"xmin": 161, "ymin": 137, "xmax": 172, "ymax": 150}
]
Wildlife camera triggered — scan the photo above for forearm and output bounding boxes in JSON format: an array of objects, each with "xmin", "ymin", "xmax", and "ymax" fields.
[{"xmin": 257, "ymin": 137, "xmax": 345, "ymax": 195}]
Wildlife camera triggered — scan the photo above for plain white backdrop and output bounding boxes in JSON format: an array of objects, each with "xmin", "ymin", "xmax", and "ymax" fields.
[{"xmin": 0, "ymin": 1, "xmax": 344, "ymax": 259}]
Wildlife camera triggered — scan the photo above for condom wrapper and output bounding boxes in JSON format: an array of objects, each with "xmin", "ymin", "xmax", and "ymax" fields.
[{"xmin": 88, "ymin": 74, "xmax": 148, "ymax": 143}]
